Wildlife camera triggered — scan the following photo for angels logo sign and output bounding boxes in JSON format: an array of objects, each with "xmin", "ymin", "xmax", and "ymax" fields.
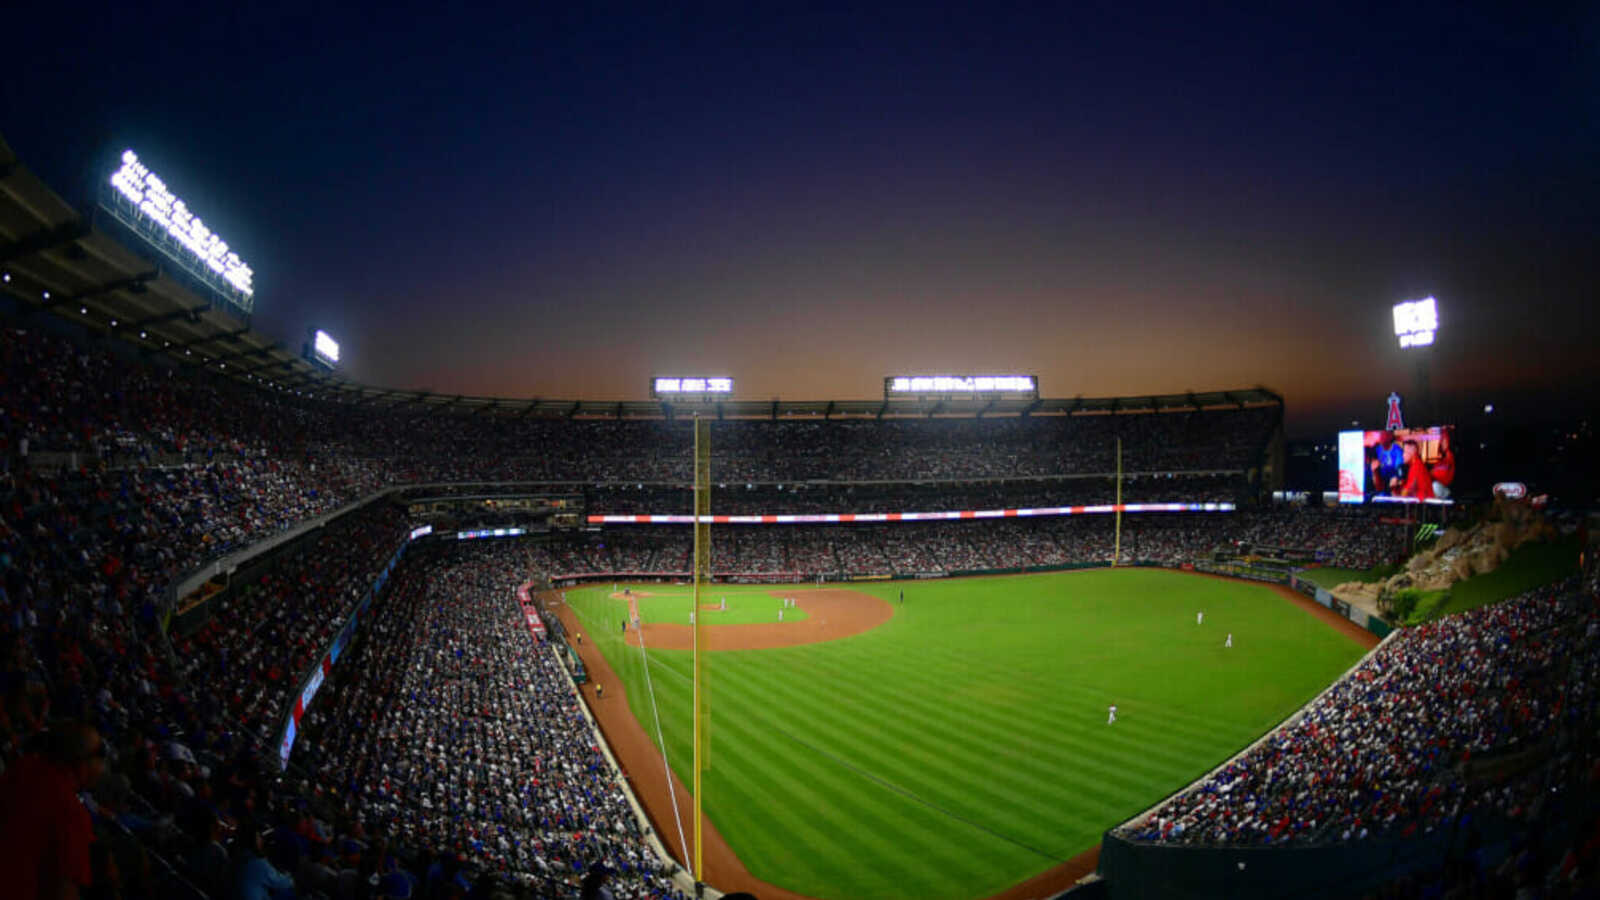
[{"xmin": 1386, "ymin": 392, "xmax": 1405, "ymax": 431}]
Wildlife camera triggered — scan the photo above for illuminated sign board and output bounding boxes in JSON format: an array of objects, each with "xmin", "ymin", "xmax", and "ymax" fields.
[
  {"xmin": 313, "ymin": 330, "xmax": 340, "ymax": 366},
  {"xmin": 107, "ymin": 150, "xmax": 255, "ymax": 305},
  {"xmin": 1493, "ymin": 482, "xmax": 1527, "ymax": 500},
  {"xmin": 279, "ymin": 720, "xmax": 296, "ymax": 769},
  {"xmin": 1337, "ymin": 430, "xmax": 1366, "ymax": 504},
  {"xmin": 885, "ymin": 375, "xmax": 1038, "ymax": 398},
  {"xmin": 456, "ymin": 527, "xmax": 526, "ymax": 540},
  {"xmin": 1393, "ymin": 296, "xmax": 1437, "ymax": 348},
  {"xmin": 408, "ymin": 524, "xmax": 434, "ymax": 541},
  {"xmin": 652, "ymin": 376, "xmax": 734, "ymax": 398},
  {"xmin": 588, "ymin": 502, "xmax": 1234, "ymax": 524}
]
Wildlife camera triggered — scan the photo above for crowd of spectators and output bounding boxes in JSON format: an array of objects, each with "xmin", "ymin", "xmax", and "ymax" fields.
[
  {"xmin": 1224, "ymin": 507, "xmax": 1398, "ymax": 570},
  {"xmin": 4, "ymin": 320, "xmax": 1276, "ymax": 495},
  {"xmin": 170, "ymin": 503, "xmax": 408, "ymax": 748},
  {"xmin": 294, "ymin": 542, "xmax": 684, "ymax": 899},
  {"xmin": 1121, "ymin": 579, "xmax": 1597, "ymax": 848},
  {"xmin": 5, "ymin": 312, "xmax": 1568, "ymax": 899},
  {"xmin": 525, "ymin": 507, "xmax": 1400, "ymax": 580},
  {"xmin": 0, "ymin": 472, "xmax": 424, "ymax": 898},
  {"xmin": 582, "ymin": 474, "xmax": 1242, "ymax": 517}
]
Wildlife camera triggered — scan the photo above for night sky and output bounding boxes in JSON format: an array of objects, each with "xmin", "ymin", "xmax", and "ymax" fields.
[{"xmin": 5, "ymin": 3, "xmax": 1597, "ymax": 437}]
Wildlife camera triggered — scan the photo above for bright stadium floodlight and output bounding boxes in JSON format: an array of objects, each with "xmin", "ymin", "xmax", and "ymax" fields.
[
  {"xmin": 885, "ymin": 374, "xmax": 1038, "ymax": 398},
  {"xmin": 651, "ymin": 376, "xmax": 734, "ymax": 399},
  {"xmin": 1394, "ymin": 296, "xmax": 1437, "ymax": 348},
  {"xmin": 314, "ymin": 330, "xmax": 340, "ymax": 365},
  {"xmin": 303, "ymin": 328, "xmax": 340, "ymax": 369},
  {"xmin": 108, "ymin": 150, "xmax": 255, "ymax": 301}
]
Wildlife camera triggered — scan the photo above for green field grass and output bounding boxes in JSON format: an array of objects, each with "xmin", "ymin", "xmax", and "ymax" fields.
[
  {"xmin": 1431, "ymin": 536, "xmax": 1580, "ymax": 619},
  {"xmin": 1298, "ymin": 563, "xmax": 1399, "ymax": 590},
  {"xmin": 566, "ymin": 570, "xmax": 1370, "ymax": 900},
  {"xmin": 1302, "ymin": 538, "xmax": 1580, "ymax": 624}
]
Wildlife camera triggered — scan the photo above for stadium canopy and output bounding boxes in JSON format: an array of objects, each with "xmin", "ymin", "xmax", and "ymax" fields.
[
  {"xmin": 0, "ymin": 134, "xmax": 1282, "ymax": 419},
  {"xmin": 0, "ymin": 134, "xmax": 336, "ymax": 396},
  {"xmin": 228, "ymin": 384, "xmax": 1282, "ymax": 420}
]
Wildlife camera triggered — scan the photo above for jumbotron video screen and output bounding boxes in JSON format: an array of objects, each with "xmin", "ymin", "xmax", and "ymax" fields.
[{"xmin": 1337, "ymin": 425, "xmax": 1457, "ymax": 504}]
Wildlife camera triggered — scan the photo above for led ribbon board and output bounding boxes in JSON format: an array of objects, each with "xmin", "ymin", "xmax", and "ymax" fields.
[
  {"xmin": 588, "ymin": 502, "xmax": 1234, "ymax": 524},
  {"xmin": 456, "ymin": 527, "xmax": 526, "ymax": 540},
  {"xmin": 108, "ymin": 150, "xmax": 255, "ymax": 306}
]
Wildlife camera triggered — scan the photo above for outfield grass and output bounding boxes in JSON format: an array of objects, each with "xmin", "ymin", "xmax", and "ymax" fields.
[{"xmin": 567, "ymin": 570, "xmax": 1369, "ymax": 900}]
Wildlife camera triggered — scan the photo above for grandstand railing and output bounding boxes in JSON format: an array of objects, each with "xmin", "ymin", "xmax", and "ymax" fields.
[
  {"xmin": 166, "ymin": 486, "xmax": 396, "ymax": 628},
  {"xmin": 273, "ymin": 531, "xmax": 410, "ymax": 770}
]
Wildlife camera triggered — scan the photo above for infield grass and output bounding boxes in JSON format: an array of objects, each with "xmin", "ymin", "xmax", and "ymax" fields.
[
  {"xmin": 611, "ymin": 585, "xmax": 810, "ymax": 626},
  {"xmin": 567, "ymin": 569, "xmax": 1369, "ymax": 900}
]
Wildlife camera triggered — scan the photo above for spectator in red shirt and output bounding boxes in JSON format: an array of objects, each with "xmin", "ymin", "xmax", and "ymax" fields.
[
  {"xmin": 1400, "ymin": 440, "xmax": 1434, "ymax": 500},
  {"xmin": 1430, "ymin": 428, "xmax": 1456, "ymax": 500},
  {"xmin": 0, "ymin": 720, "xmax": 106, "ymax": 900}
]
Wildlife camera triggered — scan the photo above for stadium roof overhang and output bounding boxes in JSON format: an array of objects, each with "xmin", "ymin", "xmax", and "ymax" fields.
[
  {"xmin": 183, "ymin": 382, "xmax": 1282, "ymax": 419},
  {"xmin": 0, "ymin": 135, "xmax": 340, "ymax": 398},
  {"xmin": 0, "ymin": 134, "xmax": 1283, "ymax": 419}
]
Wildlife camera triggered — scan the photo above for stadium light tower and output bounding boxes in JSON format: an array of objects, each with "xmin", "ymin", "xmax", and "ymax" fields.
[
  {"xmin": 1394, "ymin": 296, "xmax": 1439, "ymax": 424},
  {"xmin": 1393, "ymin": 296, "xmax": 1437, "ymax": 349}
]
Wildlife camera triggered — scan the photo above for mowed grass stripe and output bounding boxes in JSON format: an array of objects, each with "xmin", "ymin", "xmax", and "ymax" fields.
[
  {"xmin": 691, "ymin": 685, "xmax": 1004, "ymax": 899},
  {"xmin": 648, "ymin": 613, "xmax": 1315, "ymax": 824},
  {"xmin": 804, "ymin": 620, "xmax": 1280, "ymax": 741},
  {"xmin": 643, "ymin": 651, "xmax": 1071, "ymax": 896},
  {"xmin": 701, "ymin": 650, "xmax": 1226, "ymax": 863},
  {"xmin": 717, "ymin": 650, "xmax": 1189, "ymax": 834},
  {"xmin": 582, "ymin": 570, "xmax": 1368, "ymax": 900},
  {"xmin": 736, "ymin": 645, "xmax": 1228, "ymax": 780},
  {"xmin": 649, "ymin": 629, "xmax": 1273, "ymax": 863},
  {"xmin": 717, "ymin": 658, "xmax": 1079, "ymax": 854}
]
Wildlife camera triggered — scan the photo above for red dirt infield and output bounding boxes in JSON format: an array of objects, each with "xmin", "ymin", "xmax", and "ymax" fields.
[{"xmin": 623, "ymin": 588, "xmax": 894, "ymax": 651}]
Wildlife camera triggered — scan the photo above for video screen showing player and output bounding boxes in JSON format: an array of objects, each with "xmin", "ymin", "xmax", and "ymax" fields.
[{"xmin": 1365, "ymin": 425, "xmax": 1456, "ymax": 501}]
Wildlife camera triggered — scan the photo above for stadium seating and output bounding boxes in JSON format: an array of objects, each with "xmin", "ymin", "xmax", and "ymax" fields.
[
  {"xmin": 4, "ymin": 315, "xmax": 1588, "ymax": 899},
  {"xmin": 1119, "ymin": 580, "xmax": 1595, "ymax": 847}
]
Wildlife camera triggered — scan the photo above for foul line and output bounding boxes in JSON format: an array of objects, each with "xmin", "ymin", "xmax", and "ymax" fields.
[
  {"xmin": 642, "ymin": 654, "xmax": 1064, "ymax": 862},
  {"xmin": 633, "ymin": 617, "xmax": 691, "ymax": 870}
]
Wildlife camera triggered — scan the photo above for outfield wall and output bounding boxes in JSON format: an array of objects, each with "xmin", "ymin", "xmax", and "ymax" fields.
[
  {"xmin": 1099, "ymin": 783, "xmax": 1598, "ymax": 900},
  {"xmin": 1098, "ymin": 826, "xmax": 1456, "ymax": 900},
  {"xmin": 1288, "ymin": 569, "xmax": 1393, "ymax": 638},
  {"xmin": 544, "ymin": 559, "xmax": 1161, "ymax": 587}
]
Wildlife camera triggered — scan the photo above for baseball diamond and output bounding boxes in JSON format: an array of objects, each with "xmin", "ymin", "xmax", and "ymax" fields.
[{"xmin": 555, "ymin": 569, "xmax": 1373, "ymax": 900}]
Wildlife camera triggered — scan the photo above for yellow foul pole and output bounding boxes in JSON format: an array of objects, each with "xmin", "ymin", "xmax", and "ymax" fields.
[
  {"xmin": 691, "ymin": 417, "xmax": 711, "ymax": 882},
  {"xmin": 1114, "ymin": 437, "xmax": 1123, "ymax": 566}
]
